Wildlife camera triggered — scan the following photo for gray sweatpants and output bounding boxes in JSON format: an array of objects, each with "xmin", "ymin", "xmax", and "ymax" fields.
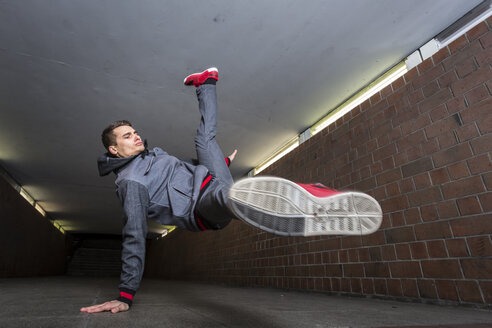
[{"xmin": 194, "ymin": 84, "xmax": 236, "ymax": 229}]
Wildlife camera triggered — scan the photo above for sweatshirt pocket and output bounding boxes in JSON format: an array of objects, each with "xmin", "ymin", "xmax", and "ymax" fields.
[{"xmin": 167, "ymin": 165, "xmax": 193, "ymax": 217}]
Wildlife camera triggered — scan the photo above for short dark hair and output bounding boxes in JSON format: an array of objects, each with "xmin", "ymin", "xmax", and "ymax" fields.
[{"xmin": 101, "ymin": 120, "xmax": 132, "ymax": 150}]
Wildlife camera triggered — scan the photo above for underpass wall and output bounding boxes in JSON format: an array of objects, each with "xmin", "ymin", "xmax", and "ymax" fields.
[
  {"xmin": 0, "ymin": 172, "xmax": 69, "ymax": 277},
  {"xmin": 146, "ymin": 19, "xmax": 492, "ymax": 306}
]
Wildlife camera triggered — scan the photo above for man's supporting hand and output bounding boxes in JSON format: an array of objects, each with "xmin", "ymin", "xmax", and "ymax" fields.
[{"xmin": 80, "ymin": 300, "xmax": 129, "ymax": 314}]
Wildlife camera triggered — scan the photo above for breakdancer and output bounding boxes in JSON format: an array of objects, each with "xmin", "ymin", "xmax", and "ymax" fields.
[{"xmin": 81, "ymin": 67, "xmax": 382, "ymax": 314}]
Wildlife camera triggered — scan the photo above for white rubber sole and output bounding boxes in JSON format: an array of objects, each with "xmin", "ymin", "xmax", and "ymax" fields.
[
  {"xmin": 228, "ymin": 177, "xmax": 382, "ymax": 237},
  {"xmin": 183, "ymin": 67, "xmax": 218, "ymax": 84}
]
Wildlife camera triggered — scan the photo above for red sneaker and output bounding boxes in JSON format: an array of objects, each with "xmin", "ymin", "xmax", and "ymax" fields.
[
  {"xmin": 184, "ymin": 67, "xmax": 219, "ymax": 87},
  {"xmin": 228, "ymin": 177, "xmax": 382, "ymax": 237}
]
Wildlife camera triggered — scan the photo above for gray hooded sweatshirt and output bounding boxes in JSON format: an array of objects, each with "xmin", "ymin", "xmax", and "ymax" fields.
[{"xmin": 97, "ymin": 147, "xmax": 209, "ymax": 304}]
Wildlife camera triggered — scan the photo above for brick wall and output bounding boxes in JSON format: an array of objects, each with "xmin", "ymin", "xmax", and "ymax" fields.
[
  {"xmin": 0, "ymin": 172, "xmax": 70, "ymax": 277},
  {"xmin": 146, "ymin": 18, "xmax": 492, "ymax": 306}
]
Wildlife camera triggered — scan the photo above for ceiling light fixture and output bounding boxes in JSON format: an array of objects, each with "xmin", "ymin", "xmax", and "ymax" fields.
[
  {"xmin": 310, "ymin": 62, "xmax": 407, "ymax": 136},
  {"xmin": 252, "ymin": 136, "xmax": 300, "ymax": 176},
  {"xmin": 249, "ymin": 61, "xmax": 407, "ymax": 176}
]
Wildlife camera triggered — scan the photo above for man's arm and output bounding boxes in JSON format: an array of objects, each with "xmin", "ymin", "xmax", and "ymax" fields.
[{"xmin": 81, "ymin": 180, "xmax": 149, "ymax": 314}]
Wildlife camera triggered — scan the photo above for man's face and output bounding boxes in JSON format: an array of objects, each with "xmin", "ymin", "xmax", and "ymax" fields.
[{"xmin": 108, "ymin": 125, "xmax": 145, "ymax": 158}]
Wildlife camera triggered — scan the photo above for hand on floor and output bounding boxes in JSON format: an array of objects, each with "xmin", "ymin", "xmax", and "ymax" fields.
[{"xmin": 80, "ymin": 300, "xmax": 129, "ymax": 314}]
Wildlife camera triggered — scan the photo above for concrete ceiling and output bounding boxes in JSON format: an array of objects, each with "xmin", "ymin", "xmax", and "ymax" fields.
[{"xmin": 0, "ymin": 0, "xmax": 482, "ymax": 235}]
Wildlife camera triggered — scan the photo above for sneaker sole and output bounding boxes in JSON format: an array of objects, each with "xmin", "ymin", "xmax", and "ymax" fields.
[
  {"xmin": 183, "ymin": 67, "xmax": 218, "ymax": 84},
  {"xmin": 228, "ymin": 177, "xmax": 383, "ymax": 237}
]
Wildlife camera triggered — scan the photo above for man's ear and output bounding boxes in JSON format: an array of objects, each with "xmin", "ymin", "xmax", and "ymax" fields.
[{"xmin": 108, "ymin": 145, "xmax": 118, "ymax": 156}]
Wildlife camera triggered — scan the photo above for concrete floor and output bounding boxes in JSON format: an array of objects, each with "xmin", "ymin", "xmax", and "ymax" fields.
[{"xmin": 0, "ymin": 276, "xmax": 491, "ymax": 328}]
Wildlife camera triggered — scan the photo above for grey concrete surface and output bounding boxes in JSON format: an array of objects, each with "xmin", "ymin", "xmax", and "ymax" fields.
[{"xmin": 0, "ymin": 276, "xmax": 491, "ymax": 328}]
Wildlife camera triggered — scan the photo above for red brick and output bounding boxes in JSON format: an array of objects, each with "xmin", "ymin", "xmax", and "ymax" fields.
[
  {"xmin": 422, "ymin": 81, "xmax": 440, "ymax": 98},
  {"xmin": 456, "ymin": 57, "xmax": 478, "ymax": 79},
  {"xmin": 413, "ymin": 173, "xmax": 431, "ymax": 190},
  {"xmin": 380, "ymin": 195, "xmax": 409, "ymax": 213},
  {"xmin": 420, "ymin": 204, "xmax": 439, "ymax": 222},
  {"xmin": 479, "ymin": 29, "xmax": 492, "ymax": 48},
  {"xmin": 390, "ymin": 211, "xmax": 405, "ymax": 227},
  {"xmin": 381, "ymin": 84, "xmax": 393, "ymax": 98},
  {"xmin": 401, "ymin": 279, "xmax": 419, "ymax": 298},
  {"xmin": 413, "ymin": 65, "xmax": 444, "ymax": 89},
  {"xmin": 407, "ymin": 146, "xmax": 423, "ymax": 161},
  {"xmin": 451, "ymin": 67, "xmax": 492, "ymax": 95},
  {"xmin": 390, "ymin": 261, "xmax": 422, "ymax": 278},
  {"xmin": 386, "ymin": 182, "xmax": 400, "ymax": 197},
  {"xmin": 455, "ymin": 123, "xmax": 480, "ymax": 142},
  {"xmin": 447, "ymin": 161, "xmax": 470, "ymax": 180},
  {"xmin": 450, "ymin": 214, "xmax": 492, "ymax": 237},
  {"xmin": 442, "ymin": 175, "xmax": 485, "ymax": 199},
  {"xmin": 404, "ymin": 67, "xmax": 419, "ymax": 84},
  {"xmin": 445, "ymin": 238, "xmax": 469, "ymax": 257},
  {"xmin": 419, "ymin": 88, "xmax": 453, "ymax": 113},
  {"xmin": 407, "ymin": 187, "xmax": 442, "ymax": 206},
  {"xmin": 373, "ymin": 143, "xmax": 397, "ymax": 161},
  {"xmin": 457, "ymin": 196, "xmax": 482, "ymax": 215},
  {"xmin": 465, "ymin": 85, "xmax": 489, "ymax": 105},
  {"xmin": 343, "ymin": 264, "xmax": 364, "ymax": 277},
  {"xmin": 358, "ymin": 248, "xmax": 370, "ymax": 262},
  {"xmin": 485, "ymin": 172, "xmax": 492, "ymax": 190},
  {"xmin": 436, "ymin": 280, "xmax": 459, "ymax": 301},
  {"xmin": 449, "ymin": 35, "xmax": 469, "ymax": 54},
  {"xmin": 433, "ymin": 143, "xmax": 473, "ymax": 167},
  {"xmin": 432, "ymin": 47, "xmax": 451, "ymax": 65},
  {"xmin": 392, "ymin": 76, "xmax": 406, "ymax": 91},
  {"xmin": 374, "ymin": 278, "xmax": 388, "ymax": 295},
  {"xmin": 437, "ymin": 131, "xmax": 458, "ymax": 149},
  {"xmin": 429, "ymin": 104, "xmax": 448, "ymax": 122},
  {"xmin": 438, "ymin": 70, "xmax": 458, "ymax": 88},
  {"xmin": 404, "ymin": 208, "xmax": 421, "ymax": 225},
  {"xmin": 477, "ymin": 114, "xmax": 492, "ymax": 134},
  {"xmin": 446, "ymin": 96, "xmax": 466, "ymax": 114},
  {"xmin": 466, "ymin": 22, "xmax": 489, "ymax": 41},
  {"xmin": 422, "ymin": 138, "xmax": 439, "ymax": 155},
  {"xmin": 410, "ymin": 242, "xmax": 428, "ymax": 259},
  {"xmin": 408, "ymin": 89, "xmax": 424, "ymax": 105},
  {"xmin": 364, "ymin": 262, "xmax": 389, "ymax": 278},
  {"xmin": 436, "ymin": 200, "xmax": 459, "ymax": 219},
  {"xmin": 401, "ymin": 157, "xmax": 434, "ymax": 178},
  {"xmin": 362, "ymin": 231, "xmax": 386, "ymax": 246},
  {"xmin": 417, "ymin": 279, "xmax": 438, "ymax": 299},
  {"xmin": 421, "ymin": 259, "xmax": 462, "ymax": 278},
  {"xmin": 462, "ymin": 258, "xmax": 492, "ymax": 281},
  {"xmin": 426, "ymin": 240, "xmax": 447, "ymax": 258},
  {"xmin": 359, "ymin": 279, "xmax": 372, "ymax": 294},
  {"xmin": 399, "ymin": 178, "xmax": 414, "ymax": 193},
  {"xmin": 418, "ymin": 57, "xmax": 434, "ymax": 74},
  {"xmin": 415, "ymin": 221, "xmax": 452, "ymax": 241},
  {"xmin": 376, "ymin": 168, "xmax": 402, "ymax": 185},
  {"xmin": 456, "ymin": 280, "xmax": 484, "ymax": 303},
  {"xmin": 479, "ymin": 193, "xmax": 492, "ymax": 212},
  {"xmin": 480, "ymin": 281, "xmax": 492, "ymax": 303},
  {"xmin": 394, "ymin": 244, "xmax": 411, "ymax": 260},
  {"xmin": 444, "ymin": 39, "xmax": 481, "ymax": 70},
  {"xmin": 471, "ymin": 133, "xmax": 492, "ymax": 154},
  {"xmin": 475, "ymin": 45, "xmax": 492, "ymax": 68},
  {"xmin": 425, "ymin": 114, "xmax": 460, "ymax": 139},
  {"xmin": 384, "ymin": 227, "xmax": 415, "ymax": 244},
  {"xmin": 460, "ymin": 98, "xmax": 492, "ymax": 124},
  {"xmin": 467, "ymin": 236, "xmax": 492, "ymax": 257},
  {"xmin": 429, "ymin": 168, "xmax": 449, "ymax": 185},
  {"xmin": 387, "ymin": 279, "xmax": 403, "ymax": 296},
  {"xmin": 382, "ymin": 245, "xmax": 396, "ymax": 261}
]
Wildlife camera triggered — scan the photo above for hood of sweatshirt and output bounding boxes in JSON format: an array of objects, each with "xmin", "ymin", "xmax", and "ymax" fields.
[{"xmin": 97, "ymin": 153, "xmax": 140, "ymax": 176}]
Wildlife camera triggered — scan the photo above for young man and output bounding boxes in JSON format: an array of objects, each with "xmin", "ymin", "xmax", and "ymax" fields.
[{"xmin": 81, "ymin": 68, "xmax": 382, "ymax": 314}]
